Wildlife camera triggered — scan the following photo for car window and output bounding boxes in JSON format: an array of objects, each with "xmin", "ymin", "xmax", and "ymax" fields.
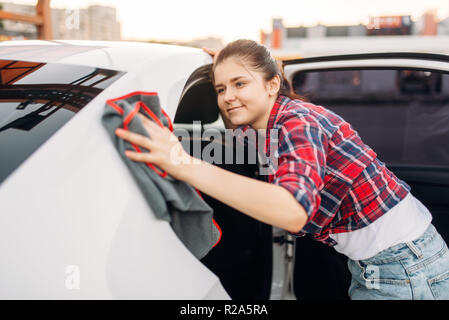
[
  {"xmin": 174, "ymin": 64, "xmax": 219, "ymax": 124},
  {"xmin": 292, "ymin": 67, "xmax": 449, "ymax": 168},
  {"xmin": 0, "ymin": 59, "xmax": 124, "ymax": 184}
]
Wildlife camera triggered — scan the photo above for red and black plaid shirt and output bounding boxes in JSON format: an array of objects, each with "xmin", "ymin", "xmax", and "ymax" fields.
[{"xmin": 246, "ymin": 95, "xmax": 410, "ymax": 246}]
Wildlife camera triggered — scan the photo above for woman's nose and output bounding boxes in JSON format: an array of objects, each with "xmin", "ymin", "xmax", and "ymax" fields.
[{"xmin": 224, "ymin": 87, "xmax": 236, "ymax": 102}]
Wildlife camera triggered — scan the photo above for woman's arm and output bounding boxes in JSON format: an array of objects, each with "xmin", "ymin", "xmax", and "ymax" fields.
[
  {"xmin": 180, "ymin": 157, "xmax": 308, "ymax": 233},
  {"xmin": 115, "ymin": 115, "xmax": 308, "ymax": 233}
]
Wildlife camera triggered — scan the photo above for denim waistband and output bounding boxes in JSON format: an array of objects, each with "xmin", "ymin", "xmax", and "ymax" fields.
[{"xmin": 354, "ymin": 223, "xmax": 437, "ymax": 265}]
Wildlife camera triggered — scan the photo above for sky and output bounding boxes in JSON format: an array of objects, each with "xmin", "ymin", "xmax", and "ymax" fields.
[{"xmin": 7, "ymin": 0, "xmax": 449, "ymax": 43}]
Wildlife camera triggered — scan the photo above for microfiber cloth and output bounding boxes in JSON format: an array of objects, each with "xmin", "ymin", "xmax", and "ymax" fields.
[{"xmin": 101, "ymin": 91, "xmax": 221, "ymax": 259}]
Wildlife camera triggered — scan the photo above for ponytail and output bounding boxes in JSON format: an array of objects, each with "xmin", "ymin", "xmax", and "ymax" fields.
[{"xmin": 277, "ymin": 64, "xmax": 306, "ymax": 101}]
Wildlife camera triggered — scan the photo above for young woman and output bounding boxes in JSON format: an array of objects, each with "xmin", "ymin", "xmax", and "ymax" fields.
[{"xmin": 115, "ymin": 39, "xmax": 449, "ymax": 300}]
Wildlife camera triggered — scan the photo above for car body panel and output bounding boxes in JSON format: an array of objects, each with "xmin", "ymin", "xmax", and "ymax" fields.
[{"xmin": 0, "ymin": 41, "xmax": 229, "ymax": 299}]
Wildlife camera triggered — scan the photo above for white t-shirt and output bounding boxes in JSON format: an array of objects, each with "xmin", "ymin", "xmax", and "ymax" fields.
[{"xmin": 328, "ymin": 192, "xmax": 432, "ymax": 261}]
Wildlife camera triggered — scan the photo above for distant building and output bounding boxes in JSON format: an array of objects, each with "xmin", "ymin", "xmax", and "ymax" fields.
[
  {"xmin": 87, "ymin": 5, "xmax": 121, "ymax": 41},
  {"xmin": 419, "ymin": 10, "xmax": 438, "ymax": 35},
  {"xmin": 286, "ymin": 26, "xmax": 307, "ymax": 38},
  {"xmin": 366, "ymin": 16, "xmax": 412, "ymax": 36},
  {"xmin": 0, "ymin": 2, "xmax": 38, "ymax": 39},
  {"xmin": 326, "ymin": 25, "xmax": 350, "ymax": 37},
  {"xmin": 306, "ymin": 25, "xmax": 326, "ymax": 38},
  {"xmin": 348, "ymin": 24, "xmax": 366, "ymax": 37},
  {"xmin": 0, "ymin": 2, "xmax": 121, "ymax": 41},
  {"xmin": 286, "ymin": 24, "xmax": 366, "ymax": 39},
  {"xmin": 271, "ymin": 18, "xmax": 284, "ymax": 49},
  {"xmin": 262, "ymin": 12, "xmax": 447, "ymax": 51},
  {"xmin": 52, "ymin": 5, "xmax": 121, "ymax": 40},
  {"xmin": 439, "ymin": 17, "xmax": 449, "ymax": 35},
  {"xmin": 185, "ymin": 36, "xmax": 224, "ymax": 49}
]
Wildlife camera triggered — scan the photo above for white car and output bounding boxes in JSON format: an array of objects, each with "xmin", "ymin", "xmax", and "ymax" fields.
[
  {"xmin": 0, "ymin": 40, "xmax": 231, "ymax": 299},
  {"xmin": 1, "ymin": 40, "xmax": 448, "ymax": 300}
]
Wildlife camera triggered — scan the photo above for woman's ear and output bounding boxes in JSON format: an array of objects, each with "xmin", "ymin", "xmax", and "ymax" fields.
[{"xmin": 266, "ymin": 75, "xmax": 281, "ymax": 96}]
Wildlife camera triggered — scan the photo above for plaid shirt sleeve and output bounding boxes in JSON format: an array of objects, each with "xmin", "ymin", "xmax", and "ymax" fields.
[{"xmin": 271, "ymin": 114, "xmax": 328, "ymax": 222}]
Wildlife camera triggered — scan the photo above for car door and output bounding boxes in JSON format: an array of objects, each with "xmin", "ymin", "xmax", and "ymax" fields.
[
  {"xmin": 173, "ymin": 63, "xmax": 274, "ymax": 300},
  {"xmin": 278, "ymin": 53, "xmax": 449, "ymax": 300}
]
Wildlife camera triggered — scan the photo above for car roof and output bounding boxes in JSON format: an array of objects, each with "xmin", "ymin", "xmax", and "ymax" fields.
[
  {"xmin": 283, "ymin": 51, "xmax": 449, "ymax": 66},
  {"xmin": 274, "ymin": 35, "xmax": 449, "ymax": 61},
  {"xmin": 0, "ymin": 40, "xmax": 201, "ymax": 72}
]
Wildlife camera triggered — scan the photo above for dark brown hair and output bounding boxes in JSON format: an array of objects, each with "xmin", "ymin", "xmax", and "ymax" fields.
[{"xmin": 210, "ymin": 39, "xmax": 305, "ymax": 101}]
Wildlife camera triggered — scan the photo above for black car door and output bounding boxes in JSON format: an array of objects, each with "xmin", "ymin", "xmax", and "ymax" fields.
[{"xmin": 281, "ymin": 53, "xmax": 449, "ymax": 299}]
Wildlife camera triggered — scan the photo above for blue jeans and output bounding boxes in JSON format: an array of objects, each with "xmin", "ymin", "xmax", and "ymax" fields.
[{"xmin": 347, "ymin": 223, "xmax": 449, "ymax": 300}]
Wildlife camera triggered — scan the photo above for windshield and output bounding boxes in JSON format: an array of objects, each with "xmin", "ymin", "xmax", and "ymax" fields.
[{"xmin": 0, "ymin": 59, "xmax": 124, "ymax": 184}]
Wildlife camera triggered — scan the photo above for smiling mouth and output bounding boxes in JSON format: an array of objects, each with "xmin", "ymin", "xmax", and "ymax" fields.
[{"xmin": 227, "ymin": 106, "xmax": 244, "ymax": 112}]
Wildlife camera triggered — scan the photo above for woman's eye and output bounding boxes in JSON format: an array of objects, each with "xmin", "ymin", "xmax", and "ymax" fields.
[
  {"xmin": 216, "ymin": 88, "xmax": 224, "ymax": 94},
  {"xmin": 236, "ymin": 82, "xmax": 244, "ymax": 87}
]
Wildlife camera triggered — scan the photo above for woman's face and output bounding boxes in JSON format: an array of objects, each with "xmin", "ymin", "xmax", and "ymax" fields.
[{"xmin": 213, "ymin": 57, "xmax": 279, "ymax": 130}]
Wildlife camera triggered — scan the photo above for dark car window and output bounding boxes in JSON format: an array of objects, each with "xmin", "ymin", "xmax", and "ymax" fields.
[
  {"xmin": 292, "ymin": 67, "xmax": 449, "ymax": 168},
  {"xmin": 174, "ymin": 64, "xmax": 219, "ymax": 124},
  {"xmin": 0, "ymin": 60, "xmax": 124, "ymax": 184}
]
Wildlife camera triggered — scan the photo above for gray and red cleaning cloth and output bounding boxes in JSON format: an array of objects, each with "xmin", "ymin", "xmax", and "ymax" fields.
[{"xmin": 102, "ymin": 91, "xmax": 221, "ymax": 259}]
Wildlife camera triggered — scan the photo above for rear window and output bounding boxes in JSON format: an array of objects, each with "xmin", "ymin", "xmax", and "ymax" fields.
[
  {"xmin": 292, "ymin": 67, "xmax": 449, "ymax": 168},
  {"xmin": 0, "ymin": 59, "xmax": 124, "ymax": 184}
]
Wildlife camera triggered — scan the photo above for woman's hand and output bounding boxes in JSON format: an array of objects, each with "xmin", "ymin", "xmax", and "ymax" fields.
[
  {"xmin": 202, "ymin": 47, "xmax": 221, "ymax": 64},
  {"xmin": 115, "ymin": 114, "xmax": 192, "ymax": 181}
]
